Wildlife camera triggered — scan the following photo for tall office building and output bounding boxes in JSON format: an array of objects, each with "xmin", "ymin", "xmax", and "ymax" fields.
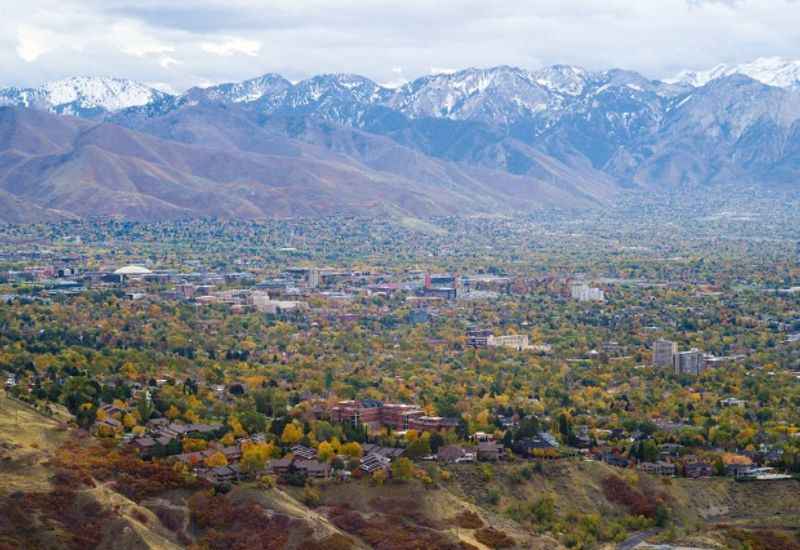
[
  {"xmin": 652, "ymin": 339, "xmax": 678, "ymax": 368},
  {"xmin": 673, "ymin": 348, "xmax": 705, "ymax": 376},
  {"xmin": 308, "ymin": 268, "xmax": 320, "ymax": 289},
  {"xmin": 570, "ymin": 283, "xmax": 605, "ymax": 302}
]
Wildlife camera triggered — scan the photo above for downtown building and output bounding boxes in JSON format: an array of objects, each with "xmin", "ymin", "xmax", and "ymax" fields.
[
  {"xmin": 570, "ymin": 283, "xmax": 605, "ymax": 302},
  {"xmin": 652, "ymin": 339, "xmax": 678, "ymax": 368},
  {"xmin": 673, "ymin": 348, "xmax": 706, "ymax": 376}
]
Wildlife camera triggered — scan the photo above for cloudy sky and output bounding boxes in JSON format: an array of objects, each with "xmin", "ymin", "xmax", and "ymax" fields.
[{"xmin": 2, "ymin": 0, "xmax": 800, "ymax": 92}]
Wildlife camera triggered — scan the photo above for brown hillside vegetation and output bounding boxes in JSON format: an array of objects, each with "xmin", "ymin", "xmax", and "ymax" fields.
[
  {"xmin": 0, "ymin": 106, "xmax": 613, "ymax": 223},
  {"xmin": 0, "ymin": 393, "xmax": 70, "ymax": 494},
  {"xmin": 2, "ymin": 395, "xmax": 800, "ymax": 549}
]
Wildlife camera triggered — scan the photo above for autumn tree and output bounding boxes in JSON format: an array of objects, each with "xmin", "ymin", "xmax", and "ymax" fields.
[
  {"xmin": 317, "ymin": 441, "xmax": 335, "ymax": 462},
  {"xmin": 205, "ymin": 452, "xmax": 228, "ymax": 468},
  {"xmin": 241, "ymin": 442, "xmax": 274, "ymax": 473},
  {"xmin": 281, "ymin": 423, "xmax": 303, "ymax": 445},
  {"xmin": 391, "ymin": 457, "xmax": 414, "ymax": 481}
]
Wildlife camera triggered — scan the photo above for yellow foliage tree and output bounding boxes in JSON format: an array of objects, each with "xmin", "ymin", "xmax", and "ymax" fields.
[
  {"xmin": 340, "ymin": 442, "xmax": 363, "ymax": 458},
  {"xmin": 476, "ymin": 409, "xmax": 490, "ymax": 428},
  {"xmin": 122, "ymin": 413, "xmax": 137, "ymax": 429},
  {"xmin": 391, "ymin": 457, "xmax": 414, "ymax": 481},
  {"xmin": 372, "ymin": 468, "xmax": 387, "ymax": 486},
  {"xmin": 241, "ymin": 442, "xmax": 274, "ymax": 472},
  {"xmin": 317, "ymin": 441, "xmax": 334, "ymax": 462},
  {"xmin": 204, "ymin": 451, "xmax": 228, "ymax": 468},
  {"xmin": 281, "ymin": 423, "xmax": 303, "ymax": 445},
  {"xmin": 121, "ymin": 362, "xmax": 138, "ymax": 380},
  {"xmin": 259, "ymin": 474, "xmax": 277, "ymax": 489},
  {"xmin": 182, "ymin": 437, "xmax": 209, "ymax": 452},
  {"xmin": 96, "ymin": 423, "xmax": 117, "ymax": 438},
  {"xmin": 229, "ymin": 416, "xmax": 247, "ymax": 438},
  {"xmin": 166, "ymin": 405, "xmax": 180, "ymax": 420}
]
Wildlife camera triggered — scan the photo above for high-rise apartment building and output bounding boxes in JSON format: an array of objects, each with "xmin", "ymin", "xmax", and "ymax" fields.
[
  {"xmin": 652, "ymin": 339, "xmax": 678, "ymax": 368},
  {"xmin": 673, "ymin": 348, "xmax": 705, "ymax": 375}
]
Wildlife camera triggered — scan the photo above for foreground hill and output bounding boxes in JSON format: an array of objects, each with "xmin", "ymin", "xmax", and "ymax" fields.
[{"xmin": 1, "ymin": 394, "xmax": 798, "ymax": 549}]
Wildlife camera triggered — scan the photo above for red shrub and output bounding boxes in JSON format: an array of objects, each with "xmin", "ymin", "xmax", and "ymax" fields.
[{"xmin": 601, "ymin": 475, "xmax": 662, "ymax": 518}]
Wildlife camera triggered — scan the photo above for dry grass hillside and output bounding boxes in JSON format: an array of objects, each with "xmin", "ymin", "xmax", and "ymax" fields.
[
  {"xmin": 0, "ymin": 393, "xmax": 71, "ymax": 493},
  {"xmin": 1, "ymin": 396, "xmax": 799, "ymax": 549}
]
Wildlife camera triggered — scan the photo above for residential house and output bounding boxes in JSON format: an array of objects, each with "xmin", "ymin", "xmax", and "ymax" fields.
[
  {"xmin": 294, "ymin": 459, "xmax": 331, "ymax": 479},
  {"xmin": 720, "ymin": 397, "xmax": 747, "ymax": 408},
  {"xmin": 658, "ymin": 443, "xmax": 683, "ymax": 459},
  {"xmin": 202, "ymin": 465, "xmax": 240, "ymax": 485},
  {"xmin": 362, "ymin": 445, "xmax": 404, "ymax": 461},
  {"xmin": 637, "ymin": 461, "xmax": 677, "ymax": 476},
  {"xmin": 477, "ymin": 441, "xmax": 503, "ymax": 462},
  {"xmin": 514, "ymin": 432, "xmax": 560, "ymax": 457},
  {"xmin": 684, "ymin": 461, "xmax": 713, "ymax": 478},
  {"xmin": 601, "ymin": 452, "xmax": 630, "ymax": 468},
  {"xmin": 291, "ymin": 445, "xmax": 317, "ymax": 461},
  {"xmin": 268, "ymin": 456, "xmax": 294, "ymax": 477},
  {"xmin": 437, "ymin": 445, "xmax": 468, "ymax": 464},
  {"xmin": 723, "ymin": 454, "xmax": 754, "ymax": 477},
  {"xmin": 359, "ymin": 453, "xmax": 391, "ymax": 474}
]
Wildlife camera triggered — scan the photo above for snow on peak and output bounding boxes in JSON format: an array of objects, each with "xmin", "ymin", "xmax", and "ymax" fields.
[
  {"xmin": 0, "ymin": 76, "xmax": 172, "ymax": 114},
  {"xmin": 666, "ymin": 57, "xmax": 800, "ymax": 88},
  {"xmin": 201, "ymin": 74, "xmax": 291, "ymax": 104},
  {"xmin": 531, "ymin": 65, "xmax": 589, "ymax": 96},
  {"xmin": 41, "ymin": 76, "xmax": 169, "ymax": 110}
]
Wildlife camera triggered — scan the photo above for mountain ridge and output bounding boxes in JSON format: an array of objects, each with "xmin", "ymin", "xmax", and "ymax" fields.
[
  {"xmin": 3, "ymin": 56, "xmax": 799, "ymax": 120},
  {"xmin": 2, "ymin": 58, "xmax": 800, "ymax": 223}
]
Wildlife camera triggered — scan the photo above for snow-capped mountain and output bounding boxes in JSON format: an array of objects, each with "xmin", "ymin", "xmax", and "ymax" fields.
[
  {"xmin": 0, "ymin": 77, "xmax": 172, "ymax": 117},
  {"xmin": 4, "ymin": 58, "xmax": 800, "ymax": 224},
  {"xmin": 387, "ymin": 66, "xmax": 552, "ymax": 124},
  {"xmin": 667, "ymin": 57, "xmax": 800, "ymax": 89},
  {"xmin": 531, "ymin": 64, "xmax": 590, "ymax": 96},
  {"xmin": 0, "ymin": 63, "xmax": 692, "ymax": 127},
  {"xmin": 190, "ymin": 74, "xmax": 292, "ymax": 108}
]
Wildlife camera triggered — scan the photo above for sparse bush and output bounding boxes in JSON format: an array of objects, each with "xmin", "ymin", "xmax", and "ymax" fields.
[
  {"xmin": 475, "ymin": 527, "xmax": 515, "ymax": 548},
  {"xmin": 302, "ymin": 484, "xmax": 320, "ymax": 507},
  {"xmin": 453, "ymin": 510, "xmax": 484, "ymax": 529}
]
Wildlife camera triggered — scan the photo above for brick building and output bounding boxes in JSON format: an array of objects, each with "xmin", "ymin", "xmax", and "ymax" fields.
[{"xmin": 330, "ymin": 400, "xmax": 457, "ymax": 432}]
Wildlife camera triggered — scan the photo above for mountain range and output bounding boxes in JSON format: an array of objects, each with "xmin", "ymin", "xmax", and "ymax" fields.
[{"xmin": 1, "ymin": 57, "xmax": 800, "ymax": 222}]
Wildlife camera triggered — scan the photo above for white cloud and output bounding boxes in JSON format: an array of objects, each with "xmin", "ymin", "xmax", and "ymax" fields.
[
  {"xmin": 2, "ymin": 0, "xmax": 800, "ymax": 92},
  {"xmin": 16, "ymin": 25, "xmax": 54, "ymax": 62},
  {"xmin": 113, "ymin": 21, "xmax": 175, "ymax": 57},
  {"xmin": 431, "ymin": 67, "xmax": 457, "ymax": 75},
  {"xmin": 200, "ymin": 37, "xmax": 261, "ymax": 57},
  {"xmin": 159, "ymin": 56, "xmax": 181, "ymax": 69}
]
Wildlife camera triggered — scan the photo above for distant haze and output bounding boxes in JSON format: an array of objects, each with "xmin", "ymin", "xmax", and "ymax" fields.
[{"xmin": 3, "ymin": 0, "xmax": 800, "ymax": 92}]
